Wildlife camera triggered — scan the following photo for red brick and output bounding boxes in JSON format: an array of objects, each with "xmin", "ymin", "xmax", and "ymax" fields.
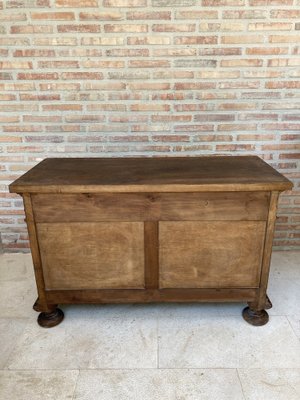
[
  {"xmin": 248, "ymin": 22, "xmax": 293, "ymax": 31},
  {"xmin": 223, "ymin": 10, "xmax": 266, "ymax": 19},
  {"xmin": 129, "ymin": 60, "xmax": 170, "ymax": 68},
  {"xmin": 174, "ymin": 36, "xmax": 217, "ymax": 45},
  {"xmin": 58, "ymin": 24, "xmax": 100, "ymax": 33},
  {"xmin": 87, "ymin": 104, "xmax": 127, "ymax": 111},
  {"xmin": 0, "ymin": 136, "xmax": 22, "ymax": 142},
  {"xmin": 19, "ymin": 94, "xmax": 60, "ymax": 101},
  {"xmin": 199, "ymin": 48, "xmax": 242, "ymax": 56},
  {"xmin": 0, "ymin": 61, "xmax": 32, "ymax": 69},
  {"xmin": 176, "ymin": 11, "xmax": 218, "ymax": 19},
  {"xmin": 271, "ymin": 10, "xmax": 300, "ymax": 18},
  {"xmin": 103, "ymin": 0, "xmax": 146, "ymax": 5},
  {"xmin": 127, "ymin": 36, "xmax": 170, "ymax": 45},
  {"xmin": 221, "ymin": 59, "xmax": 263, "ymax": 67},
  {"xmin": 174, "ymin": 125, "xmax": 214, "ymax": 132},
  {"xmin": 38, "ymin": 61, "xmax": 79, "ymax": 68},
  {"xmin": 153, "ymin": 48, "xmax": 196, "ymax": 56},
  {"xmin": 11, "ymin": 25, "xmax": 53, "ymax": 34},
  {"xmin": 104, "ymin": 24, "xmax": 147, "ymax": 33},
  {"xmin": 249, "ymin": 0, "xmax": 293, "ymax": 4},
  {"xmin": 82, "ymin": 37, "xmax": 124, "ymax": 46},
  {"xmin": 174, "ymin": 82, "xmax": 215, "ymax": 90},
  {"xmin": 246, "ymin": 47, "xmax": 288, "ymax": 55},
  {"xmin": 106, "ymin": 49, "xmax": 149, "ymax": 57},
  {"xmin": 33, "ymin": 37, "xmax": 77, "ymax": 46},
  {"xmin": 18, "ymin": 73, "xmax": 59, "ymax": 80},
  {"xmin": 42, "ymin": 104, "xmax": 82, "ymax": 111},
  {"xmin": 61, "ymin": 72, "xmax": 103, "ymax": 80},
  {"xmin": 23, "ymin": 115, "xmax": 62, "ymax": 122},
  {"xmin": 222, "ymin": 35, "xmax": 264, "ymax": 44},
  {"xmin": 270, "ymin": 35, "xmax": 300, "ymax": 43},
  {"xmin": 218, "ymin": 123, "xmax": 257, "ymax": 131},
  {"xmin": 56, "ymin": 0, "xmax": 98, "ymax": 6},
  {"xmin": 39, "ymin": 83, "xmax": 80, "ymax": 91},
  {"xmin": 0, "ymin": 116, "xmax": 20, "ymax": 122},
  {"xmin": 31, "ymin": 12, "xmax": 75, "ymax": 20},
  {"xmin": 13, "ymin": 49, "xmax": 55, "ymax": 57},
  {"xmin": 79, "ymin": 12, "xmax": 123, "ymax": 20},
  {"xmin": 266, "ymin": 81, "xmax": 300, "ymax": 89},
  {"xmin": 216, "ymin": 144, "xmax": 255, "ymax": 151},
  {"xmin": 129, "ymin": 83, "xmax": 170, "ymax": 90},
  {"xmin": 127, "ymin": 11, "xmax": 171, "ymax": 19},
  {"xmin": 152, "ymin": 24, "xmax": 195, "ymax": 32},
  {"xmin": 218, "ymin": 103, "xmax": 256, "ymax": 110},
  {"xmin": 0, "ymin": 13, "xmax": 26, "ymax": 21},
  {"xmin": 83, "ymin": 60, "xmax": 125, "ymax": 68},
  {"xmin": 152, "ymin": 115, "xmax": 191, "ymax": 122},
  {"xmin": 130, "ymin": 104, "xmax": 170, "ymax": 111},
  {"xmin": 203, "ymin": 0, "xmax": 245, "ymax": 4},
  {"xmin": 0, "ymin": 94, "xmax": 16, "ymax": 100},
  {"xmin": 153, "ymin": 71, "xmax": 193, "ymax": 79}
]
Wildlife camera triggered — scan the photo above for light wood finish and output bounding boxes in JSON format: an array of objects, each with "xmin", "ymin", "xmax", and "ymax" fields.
[
  {"xmin": 22, "ymin": 194, "xmax": 55, "ymax": 313},
  {"xmin": 144, "ymin": 221, "xmax": 159, "ymax": 289},
  {"xmin": 159, "ymin": 221, "xmax": 266, "ymax": 289},
  {"xmin": 10, "ymin": 156, "xmax": 293, "ymax": 194},
  {"xmin": 45, "ymin": 288, "xmax": 258, "ymax": 304},
  {"xmin": 249, "ymin": 191, "xmax": 279, "ymax": 311},
  {"xmin": 9, "ymin": 156, "xmax": 293, "ymax": 327},
  {"xmin": 31, "ymin": 192, "xmax": 270, "ymax": 222},
  {"xmin": 36, "ymin": 222, "xmax": 145, "ymax": 290}
]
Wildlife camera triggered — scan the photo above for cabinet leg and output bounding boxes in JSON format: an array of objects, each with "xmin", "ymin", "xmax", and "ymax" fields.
[
  {"xmin": 33, "ymin": 297, "xmax": 42, "ymax": 312},
  {"xmin": 33, "ymin": 298, "xmax": 64, "ymax": 327},
  {"xmin": 37, "ymin": 307, "xmax": 64, "ymax": 328},
  {"xmin": 242, "ymin": 306, "xmax": 269, "ymax": 326},
  {"xmin": 265, "ymin": 295, "xmax": 272, "ymax": 310}
]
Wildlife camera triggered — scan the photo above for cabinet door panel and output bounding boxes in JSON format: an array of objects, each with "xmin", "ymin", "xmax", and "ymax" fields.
[
  {"xmin": 159, "ymin": 221, "xmax": 266, "ymax": 289},
  {"xmin": 37, "ymin": 222, "xmax": 145, "ymax": 290}
]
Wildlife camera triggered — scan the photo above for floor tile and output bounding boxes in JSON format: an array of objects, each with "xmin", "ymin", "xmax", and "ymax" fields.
[
  {"xmin": 0, "ymin": 319, "xmax": 29, "ymax": 369},
  {"xmin": 5, "ymin": 305, "xmax": 158, "ymax": 370},
  {"xmin": 271, "ymin": 252, "xmax": 300, "ymax": 280},
  {"xmin": 268, "ymin": 278, "xmax": 300, "ymax": 316},
  {"xmin": 158, "ymin": 314, "xmax": 300, "ymax": 369},
  {"xmin": 287, "ymin": 315, "xmax": 300, "ymax": 339},
  {"xmin": 238, "ymin": 368, "xmax": 300, "ymax": 400},
  {"xmin": 74, "ymin": 369, "xmax": 244, "ymax": 400},
  {"xmin": 0, "ymin": 254, "xmax": 33, "ymax": 282},
  {"xmin": 0, "ymin": 370, "xmax": 79, "ymax": 400},
  {"xmin": 0, "ymin": 280, "xmax": 37, "ymax": 319}
]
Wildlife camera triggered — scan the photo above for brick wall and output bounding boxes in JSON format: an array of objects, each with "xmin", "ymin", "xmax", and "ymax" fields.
[{"xmin": 0, "ymin": 0, "xmax": 299, "ymax": 251}]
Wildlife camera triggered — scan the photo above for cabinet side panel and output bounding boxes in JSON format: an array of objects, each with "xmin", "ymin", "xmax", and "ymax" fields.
[
  {"xmin": 159, "ymin": 221, "xmax": 266, "ymax": 289},
  {"xmin": 36, "ymin": 222, "xmax": 145, "ymax": 290}
]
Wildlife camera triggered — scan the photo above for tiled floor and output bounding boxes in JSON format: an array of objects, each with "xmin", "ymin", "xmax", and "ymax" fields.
[{"xmin": 0, "ymin": 252, "xmax": 299, "ymax": 400}]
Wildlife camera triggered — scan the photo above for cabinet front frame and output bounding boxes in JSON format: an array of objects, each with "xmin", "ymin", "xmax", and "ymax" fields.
[{"xmin": 22, "ymin": 190, "xmax": 277, "ymax": 310}]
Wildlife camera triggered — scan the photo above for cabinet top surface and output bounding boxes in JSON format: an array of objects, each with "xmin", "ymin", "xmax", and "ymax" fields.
[{"xmin": 9, "ymin": 156, "xmax": 292, "ymax": 193}]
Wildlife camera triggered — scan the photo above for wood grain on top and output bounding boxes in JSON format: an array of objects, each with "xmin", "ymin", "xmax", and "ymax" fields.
[{"xmin": 9, "ymin": 156, "xmax": 293, "ymax": 193}]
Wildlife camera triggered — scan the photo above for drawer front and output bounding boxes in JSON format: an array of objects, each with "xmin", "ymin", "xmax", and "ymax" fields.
[
  {"xmin": 36, "ymin": 222, "xmax": 145, "ymax": 290},
  {"xmin": 159, "ymin": 221, "xmax": 266, "ymax": 289},
  {"xmin": 32, "ymin": 192, "xmax": 269, "ymax": 222}
]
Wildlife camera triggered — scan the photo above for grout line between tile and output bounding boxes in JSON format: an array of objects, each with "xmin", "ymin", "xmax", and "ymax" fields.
[
  {"xmin": 71, "ymin": 370, "xmax": 81, "ymax": 400},
  {"xmin": 236, "ymin": 369, "xmax": 247, "ymax": 400},
  {"xmin": 157, "ymin": 315, "xmax": 159, "ymax": 369},
  {"xmin": 285, "ymin": 315, "xmax": 300, "ymax": 340}
]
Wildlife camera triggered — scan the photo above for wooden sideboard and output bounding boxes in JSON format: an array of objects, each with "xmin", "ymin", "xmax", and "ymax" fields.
[{"xmin": 9, "ymin": 156, "xmax": 293, "ymax": 328}]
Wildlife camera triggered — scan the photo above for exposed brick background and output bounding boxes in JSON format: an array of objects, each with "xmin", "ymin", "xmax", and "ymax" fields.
[{"xmin": 0, "ymin": 0, "xmax": 299, "ymax": 251}]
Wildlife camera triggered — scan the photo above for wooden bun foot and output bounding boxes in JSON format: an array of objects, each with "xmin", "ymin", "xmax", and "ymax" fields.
[
  {"xmin": 242, "ymin": 306, "xmax": 269, "ymax": 326},
  {"xmin": 37, "ymin": 308, "xmax": 64, "ymax": 328}
]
